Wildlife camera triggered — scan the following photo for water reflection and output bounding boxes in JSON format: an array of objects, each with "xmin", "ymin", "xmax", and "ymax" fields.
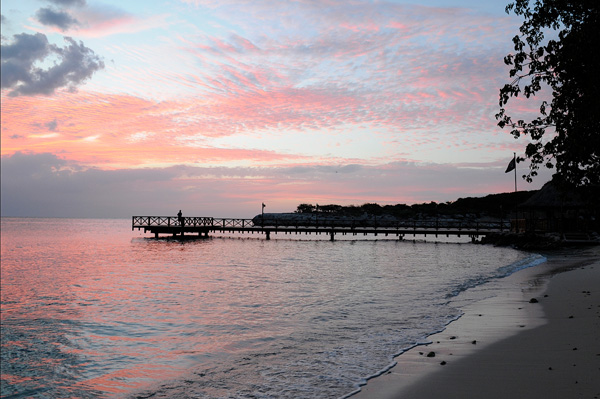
[{"xmin": 1, "ymin": 218, "xmax": 532, "ymax": 398}]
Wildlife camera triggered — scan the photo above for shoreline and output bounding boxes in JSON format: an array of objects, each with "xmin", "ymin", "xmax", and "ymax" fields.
[{"xmin": 352, "ymin": 246, "xmax": 600, "ymax": 399}]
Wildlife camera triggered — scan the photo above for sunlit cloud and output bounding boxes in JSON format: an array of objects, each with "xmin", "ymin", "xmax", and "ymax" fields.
[
  {"xmin": 1, "ymin": 91, "xmax": 324, "ymax": 167},
  {"xmin": 29, "ymin": 133, "xmax": 61, "ymax": 139}
]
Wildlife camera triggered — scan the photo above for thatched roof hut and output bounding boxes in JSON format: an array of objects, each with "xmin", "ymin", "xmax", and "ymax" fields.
[
  {"xmin": 518, "ymin": 178, "xmax": 598, "ymax": 233},
  {"xmin": 520, "ymin": 180, "xmax": 584, "ymax": 209}
]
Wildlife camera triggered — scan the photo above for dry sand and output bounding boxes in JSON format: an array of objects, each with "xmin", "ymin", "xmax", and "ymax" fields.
[{"xmin": 353, "ymin": 247, "xmax": 600, "ymax": 399}]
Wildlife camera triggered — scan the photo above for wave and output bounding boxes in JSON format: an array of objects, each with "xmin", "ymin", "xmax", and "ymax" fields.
[{"xmin": 446, "ymin": 252, "xmax": 547, "ymax": 299}]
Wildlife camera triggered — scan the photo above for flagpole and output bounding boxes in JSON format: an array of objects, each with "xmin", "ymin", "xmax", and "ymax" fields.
[
  {"xmin": 513, "ymin": 152, "xmax": 517, "ymax": 193},
  {"xmin": 513, "ymin": 152, "xmax": 519, "ymax": 232}
]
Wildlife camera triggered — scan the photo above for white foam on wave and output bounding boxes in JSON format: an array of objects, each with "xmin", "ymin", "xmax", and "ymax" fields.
[
  {"xmin": 341, "ymin": 311, "xmax": 464, "ymax": 399},
  {"xmin": 345, "ymin": 253, "xmax": 547, "ymax": 398},
  {"xmin": 495, "ymin": 252, "xmax": 547, "ymax": 277},
  {"xmin": 446, "ymin": 253, "xmax": 547, "ymax": 298}
]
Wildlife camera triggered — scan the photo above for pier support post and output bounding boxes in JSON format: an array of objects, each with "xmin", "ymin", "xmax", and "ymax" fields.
[
  {"xmin": 266, "ymin": 230, "xmax": 271, "ymax": 240},
  {"xmin": 330, "ymin": 231, "xmax": 335, "ymax": 241}
]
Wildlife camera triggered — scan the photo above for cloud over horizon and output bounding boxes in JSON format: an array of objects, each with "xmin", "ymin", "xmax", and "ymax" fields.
[{"xmin": 0, "ymin": 152, "xmax": 548, "ymax": 218}]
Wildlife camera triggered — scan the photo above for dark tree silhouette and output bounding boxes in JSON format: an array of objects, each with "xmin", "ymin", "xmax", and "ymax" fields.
[
  {"xmin": 295, "ymin": 203, "xmax": 315, "ymax": 213},
  {"xmin": 496, "ymin": 0, "xmax": 599, "ymax": 186}
]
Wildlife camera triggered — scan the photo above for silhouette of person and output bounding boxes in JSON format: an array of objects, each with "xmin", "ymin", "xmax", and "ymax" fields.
[{"xmin": 177, "ymin": 210, "xmax": 183, "ymax": 225}]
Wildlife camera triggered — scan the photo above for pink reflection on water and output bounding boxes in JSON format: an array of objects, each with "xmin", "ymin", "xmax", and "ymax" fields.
[
  {"xmin": 2, "ymin": 218, "xmax": 533, "ymax": 399},
  {"xmin": 1, "ymin": 218, "xmax": 294, "ymax": 396},
  {"xmin": 1, "ymin": 219, "xmax": 212, "ymax": 394},
  {"xmin": 1, "ymin": 373, "xmax": 37, "ymax": 385},
  {"xmin": 75, "ymin": 363, "xmax": 186, "ymax": 394}
]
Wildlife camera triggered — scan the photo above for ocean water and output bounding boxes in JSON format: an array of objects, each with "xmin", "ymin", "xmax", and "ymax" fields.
[{"xmin": 0, "ymin": 218, "xmax": 545, "ymax": 399}]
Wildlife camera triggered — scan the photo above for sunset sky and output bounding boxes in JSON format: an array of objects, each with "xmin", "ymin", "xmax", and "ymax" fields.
[{"xmin": 1, "ymin": 0, "xmax": 552, "ymax": 218}]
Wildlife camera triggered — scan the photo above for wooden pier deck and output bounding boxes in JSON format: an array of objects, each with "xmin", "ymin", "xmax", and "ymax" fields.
[{"xmin": 132, "ymin": 216, "xmax": 510, "ymax": 241}]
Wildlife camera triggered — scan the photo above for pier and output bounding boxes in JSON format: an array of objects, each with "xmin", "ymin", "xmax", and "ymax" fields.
[{"xmin": 132, "ymin": 216, "xmax": 510, "ymax": 241}]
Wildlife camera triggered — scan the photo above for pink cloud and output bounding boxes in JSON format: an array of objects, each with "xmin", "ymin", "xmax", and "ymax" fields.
[
  {"xmin": 15, "ymin": 4, "xmax": 527, "ymax": 154},
  {"xmin": 0, "ymin": 92, "xmax": 318, "ymax": 167}
]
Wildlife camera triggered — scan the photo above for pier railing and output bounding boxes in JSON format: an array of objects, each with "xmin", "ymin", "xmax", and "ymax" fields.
[
  {"xmin": 250, "ymin": 217, "xmax": 510, "ymax": 231},
  {"xmin": 132, "ymin": 216, "xmax": 253, "ymax": 228},
  {"xmin": 132, "ymin": 216, "xmax": 216, "ymax": 227},
  {"xmin": 132, "ymin": 215, "xmax": 510, "ymax": 240}
]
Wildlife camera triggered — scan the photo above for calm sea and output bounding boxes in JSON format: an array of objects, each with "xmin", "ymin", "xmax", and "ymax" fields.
[{"xmin": 1, "ymin": 218, "xmax": 545, "ymax": 399}]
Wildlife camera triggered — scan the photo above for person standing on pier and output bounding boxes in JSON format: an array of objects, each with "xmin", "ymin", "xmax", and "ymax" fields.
[{"xmin": 177, "ymin": 210, "xmax": 183, "ymax": 226}]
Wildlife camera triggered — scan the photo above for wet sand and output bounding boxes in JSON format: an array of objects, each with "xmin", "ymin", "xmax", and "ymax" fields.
[{"xmin": 353, "ymin": 247, "xmax": 600, "ymax": 399}]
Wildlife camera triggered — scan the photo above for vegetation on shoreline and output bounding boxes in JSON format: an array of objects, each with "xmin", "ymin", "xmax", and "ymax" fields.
[{"xmin": 293, "ymin": 190, "xmax": 538, "ymax": 220}]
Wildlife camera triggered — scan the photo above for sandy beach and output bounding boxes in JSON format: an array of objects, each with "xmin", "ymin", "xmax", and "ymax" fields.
[{"xmin": 353, "ymin": 247, "xmax": 600, "ymax": 399}]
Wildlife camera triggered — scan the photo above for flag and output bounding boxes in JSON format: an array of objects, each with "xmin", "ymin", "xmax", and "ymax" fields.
[{"xmin": 505, "ymin": 157, "xmax": 516, "ymax": 173}]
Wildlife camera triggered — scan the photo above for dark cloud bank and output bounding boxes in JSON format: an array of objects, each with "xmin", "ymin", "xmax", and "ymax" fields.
[
  {"xmin": 1, "ymin": 153, "xmax": 179, "ymax": 218},
  {"xmin": 0, "ymin": 152, "xmax": 544, "ymax": 219},
  {"xmin": 0, "ymin": 153, "xmax": 258, "ymax": 218},
  {"xmin": 1, "ymin": 32, "xmax": 104, "ymax": 96}
]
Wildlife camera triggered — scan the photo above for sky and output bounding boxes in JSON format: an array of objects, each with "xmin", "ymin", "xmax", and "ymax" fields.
[{"xmin": 1, "ymin": 0, "xmax": 553, "ymax": 218}]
